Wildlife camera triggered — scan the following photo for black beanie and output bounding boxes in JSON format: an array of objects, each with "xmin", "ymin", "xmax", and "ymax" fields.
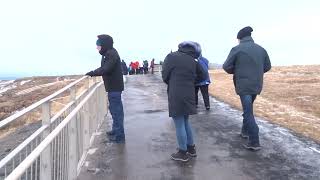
[{"xmin": 237, "ymin": 26, "xmax": 253, "ymax": 40}]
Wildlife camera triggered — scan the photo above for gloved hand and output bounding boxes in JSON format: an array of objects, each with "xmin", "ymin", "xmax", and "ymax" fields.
[{"xmin": 85, "ymin": 71, "xmax": 94, "ymax": 77}]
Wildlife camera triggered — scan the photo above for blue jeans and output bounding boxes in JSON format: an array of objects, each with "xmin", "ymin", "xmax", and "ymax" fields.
[
  {"xmin": 240, "ymin": 95, "xmax": 259, "ymax": 145},
  {"xmin": 108, "ymin": 92, "xmax": 125, "ymax": 139},
  {"xmin": 172, "ymin": 115, "xmax": 194, "ymax": 151}
]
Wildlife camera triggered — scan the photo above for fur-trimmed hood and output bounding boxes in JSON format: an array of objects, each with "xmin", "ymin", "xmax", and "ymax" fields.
[{"xmin": 178, "ymin": 41, "xmax": 201, "ymax": 59}]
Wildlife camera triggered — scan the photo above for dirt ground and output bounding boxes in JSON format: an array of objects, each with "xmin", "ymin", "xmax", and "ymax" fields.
[
  {"xmin": 0, "ymin": 75, "xmax": 83, "ymax": 138},
  {"xmin": 209, "ymin": 65, "xmax": 320, "ymax": 142}
]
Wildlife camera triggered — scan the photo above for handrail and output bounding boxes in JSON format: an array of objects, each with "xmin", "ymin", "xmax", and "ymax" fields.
[
  {"xmin": 0, "ymin": 88, "xmax": 88, "ymax": 169},
  {"xmin": 50, "ymin": 101, "xmax": 75, "ymax": 124},
  {"xmin": 5, "ymin": 82, "xmax": 103, "ymax": 180},
  {"xmin": 0, "ymin": 76, "xmax": 88, "ymax": 128},
  {"xmin": 0, "ymin": 125, "xmax": 47, "ymax": 169}
]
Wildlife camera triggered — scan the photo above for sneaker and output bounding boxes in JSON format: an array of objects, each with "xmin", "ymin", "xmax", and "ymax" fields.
[
  {"xmin": 108, "ymin": 135, "xmax": 125, "ymax": 143},
  {"xmin": 205, "ymin": 106, "xmax": 210, "ymax": 110},
  {"xmin": 187, "ymin": 145, "xmax": 197, "ymax": 157},
  {"xmin": 106, "ymin": 130, "xmax": 115, "ymax": 136},
  {"xmin": 240, "ymin": 133, "xmax": 249, "ymax": 139},
  {"xmin": 171, "ymin": 149, "xmax": 189, "ymax": 162},
  {"xmin": 243, "ymin": 143, "xmax": 261, "ymax": 151}
]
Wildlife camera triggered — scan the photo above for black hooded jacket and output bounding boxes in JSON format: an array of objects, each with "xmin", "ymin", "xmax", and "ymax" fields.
[
  {"xmin": 89, "ymin": 35, "xmax": 124, "ymax": 92},
  {"xmin": 162, "ymin": 42, "xmax": 206, "ymax": 117}
]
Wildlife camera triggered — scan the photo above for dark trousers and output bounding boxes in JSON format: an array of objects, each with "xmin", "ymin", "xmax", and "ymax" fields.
[
  {"xmin": 240, "ymin": 95, "xmax": 259, "ymax": 145},
  {"xmin": 108, "ymin": 92, "xmax": 125, "ymax": 139},
  {"xmin": 195, "ymin": 85, "xmax": 210, "ymax": 108},
  {"xmin": 143, "ymin": 67, "xmax": 148, "ymax": 74}
]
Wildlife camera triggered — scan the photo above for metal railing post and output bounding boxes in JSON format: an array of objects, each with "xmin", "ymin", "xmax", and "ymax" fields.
[
  {"xmin": 68, "ymin": 87, "xmax": 78, "ymax": 180},
  {"xmin": 40, "ymin": 102, "xmax": 52, "ymax": 180},
  {"xmin": 82, "ymin": 103, "xmax": 90, "ymax": 151},
  {"xmin": 88, "ymin": 78, "xmax": 94, "ymax": 89},
  {"xmin": 67, "ymin": 117, "xmax": 77, "ymax": 180}
]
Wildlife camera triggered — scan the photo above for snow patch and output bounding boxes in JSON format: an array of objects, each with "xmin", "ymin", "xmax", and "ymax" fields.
[
  {"xmin": 20, "ymin": 80, "xmax": 31, "ymax": 86},
  {"xmin": 0, "ymin": 80, "xmax": 17, "ymax": 94},
  {"xmin": 309, "ymin": 147, "xmax": 320, "ymax": 154},
  {"xmin": 0, "ymin": 80, "xmax": 15, "ymax": 86},
  {"xmin": 87, "ymin": 148, "xmax": 98, "ymax": 155},
  {"xmin": 92, "ymin": 132, "xmax": 103, "ymax": 136},
  {"xmin": 63, "ymin": 78, "xmax": 75, "ymax": 82},
  {"xmin": 16, "ymin": 81, "xmax": 62, "ymax": 95},
  {"xmin": 84, "ymin": 161, "xmax": 90, "ymax": 167}
]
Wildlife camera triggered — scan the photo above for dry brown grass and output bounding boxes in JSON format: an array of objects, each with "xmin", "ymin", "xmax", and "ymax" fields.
[
  {"xmin": 209, "ymin": 65, "xmax": 320, "ymax": 142},
  {"xmin": 0, "ymin": 75, "xmax": 87, "ymax": 138}
]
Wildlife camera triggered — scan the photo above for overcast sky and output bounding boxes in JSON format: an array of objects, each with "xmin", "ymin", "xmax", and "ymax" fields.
[{"xmin": 0, "ymin": 0, "xmax": 319, "ymax": 77}]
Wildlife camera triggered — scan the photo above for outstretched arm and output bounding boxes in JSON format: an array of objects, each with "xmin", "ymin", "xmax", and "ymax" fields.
[{"xmin": 87, "ymin": 51, "xmax": 118, "ymax": 76}]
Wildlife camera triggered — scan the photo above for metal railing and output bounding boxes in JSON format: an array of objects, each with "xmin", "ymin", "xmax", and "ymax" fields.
[{"xmin": 0, "ymin": 76, "xmax": 108, "ymax": 180}]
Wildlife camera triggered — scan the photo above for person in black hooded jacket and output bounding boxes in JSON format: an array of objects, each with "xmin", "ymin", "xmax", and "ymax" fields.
[
  {"xmin": 85, "ymin": 34, "xmax": 125, "ymax": 143},
  {"xmin": 162, "ymin": 41, "xmax": 206, "ymax": 162}
]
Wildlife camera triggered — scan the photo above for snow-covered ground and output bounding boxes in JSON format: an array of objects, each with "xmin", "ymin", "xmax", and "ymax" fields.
[
  {"xmin": 0, "ymin": 80, "xmax": 16, "ymax": 94},
  {"xmin": 15, "ymin": 79, "xmax": 74, "ymax": 95},
  {"xmin": 0, "ymin": 77, "xmax": 76, "ymax": 96}
]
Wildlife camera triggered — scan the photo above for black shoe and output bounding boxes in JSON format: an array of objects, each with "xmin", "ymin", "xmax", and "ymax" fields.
[
  {"xmin": 108, "ymin": 135, "xmax": 125, "ymax": 143},
  {"xmin": 187, "ymin": 145, "xmax": 197, "ymax": 157},
  {"xmin": 205, "ymin": 106, "xmax": 210, "ymax": 110},
  {"xmin": 171, "ymin": 149, "xmax": 189, "ymax": 162},
  {"xmin": 243, "ymin": 142, "xmax": 261, "ymax": 151},
  {"xmin": 240, "ymin": 133, "xmax": 249, "ymax": 139},
  {"xmin": 106, "ymin": 130, "xmax": 115, "ymax": 136}
]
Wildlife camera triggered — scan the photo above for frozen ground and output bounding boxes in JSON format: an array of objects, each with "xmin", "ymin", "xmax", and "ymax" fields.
[{"xmin": 78, "ymin": 74, "xmax": 320, "ymax": 180}]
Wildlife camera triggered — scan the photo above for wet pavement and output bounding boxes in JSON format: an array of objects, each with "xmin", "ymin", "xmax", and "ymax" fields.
[{"xmin": 78, "ymin": 74, "xmax": 320, "ymax": 180}]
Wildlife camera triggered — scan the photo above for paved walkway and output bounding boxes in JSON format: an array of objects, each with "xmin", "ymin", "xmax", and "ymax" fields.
[{"xmin": 78, "ymin": 74, "xmax": 320, "ymax": 180}]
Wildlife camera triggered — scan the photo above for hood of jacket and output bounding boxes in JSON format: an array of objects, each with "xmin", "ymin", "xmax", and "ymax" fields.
[
  {"xmin": 97, "ymin": 34, "xmax": 114, "ymax": 55},
  {"xmin": 178, "ymin": 41, "xmax": 201, "ymax": 59}
]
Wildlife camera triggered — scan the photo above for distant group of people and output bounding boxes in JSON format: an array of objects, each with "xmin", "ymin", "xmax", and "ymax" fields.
[
  {"xmin": 120, "ymin": 59, "xmax": 155, "ymax": 75},
  {"xmin": 85, "ymin": 25, "xmax": 271, "ymax": 162}
]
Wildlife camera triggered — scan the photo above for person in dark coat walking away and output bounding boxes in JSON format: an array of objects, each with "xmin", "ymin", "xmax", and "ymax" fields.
[
  {"xmin": 223, "ymin": 26, "xmax": 271, "ymax": 151},
  {"xmin": 150, "ymin": 58, "xmax": 155, "ymax": 74},
  {"xmin": 121, "ymin": 60, "xmax": 128, "ymax": 75},
  {"xmin": 85, "ymin": 34, "xmax": 125, "ymax": 143},
  {"xmin": 194, "ymin": 43, "xmax": 211, "ymax": 110},
  {"xmin": 134, "ymin": 61, "xmax": 140, "ymax": 74},
  {"xmin": 162, "ymin": 41, "xmax": 206, "ymax": 162},
  {"xmin": 143, "ymin": 60, "xmax": 149, "ymax": 74}
]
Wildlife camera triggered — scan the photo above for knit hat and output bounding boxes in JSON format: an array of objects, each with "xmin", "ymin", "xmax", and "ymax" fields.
[
  {"xmin": 96, "ymin": 38, "xmax": 103, "ymax": 46},
  {"xmin": 237, "ymin": 26, "xmax": 253, "ymax": 40}
]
